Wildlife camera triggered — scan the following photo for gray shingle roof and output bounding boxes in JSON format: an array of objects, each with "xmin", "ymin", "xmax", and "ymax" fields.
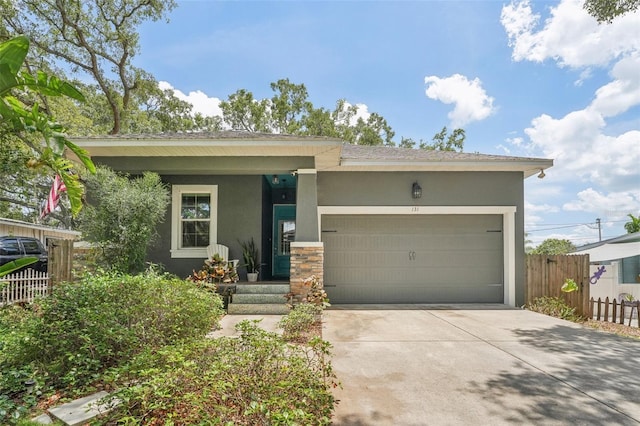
[{"xmin": 341, "ymin": 144, "xmax": 548, "ymax": 163}]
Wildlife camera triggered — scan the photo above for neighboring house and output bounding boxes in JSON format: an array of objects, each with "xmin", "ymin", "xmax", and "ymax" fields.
[
  {"xmin": 572, "ymin": 232, "xmax": 640, "ymax": 301},
  {"xmin": 0, "ymin": 217, "xmax": 80, "ymax": 246},
  {"xmin": 72, "ymin": 132, "xmax": 553, "ymax": 307}
]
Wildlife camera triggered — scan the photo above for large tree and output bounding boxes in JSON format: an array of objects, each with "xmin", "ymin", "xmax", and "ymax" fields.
[
  {"xmin": 221, "ymin": 79, "xmax": 460, "ymax": 149},
  {"xmin": 584, "ymin": 0, "xmax": 640, "ymax": 23},
  {"xmin": 1, "ymin": 0, "xmax": 177, "ymax": 134},
  {"xmin": 530, "ymin": 238, "xmax": 577, "ymax": 255}
]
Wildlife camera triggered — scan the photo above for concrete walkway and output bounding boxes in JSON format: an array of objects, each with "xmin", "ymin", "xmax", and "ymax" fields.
[{"xmin": 323, "ymin": 304, "xmax": 640, "ymax": 426}]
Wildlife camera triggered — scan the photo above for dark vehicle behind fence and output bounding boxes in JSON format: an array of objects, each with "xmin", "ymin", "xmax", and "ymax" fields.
[{"xmin": 0, "ymin": 236, "xmax": 48, "ymax": 272}]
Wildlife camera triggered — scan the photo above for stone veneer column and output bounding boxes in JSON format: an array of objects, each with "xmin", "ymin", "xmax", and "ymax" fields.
[{"xmin": 289, "ymin": 242, "xmax": 324, "ymax": 303}]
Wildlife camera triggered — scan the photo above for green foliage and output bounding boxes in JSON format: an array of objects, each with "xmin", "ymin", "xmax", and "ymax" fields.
[
  {"xmin": 624, "ymin": 213, "xmax": 640, "ymax": 234},
  {"xmin": 0, "ymin": 306, "xmax": 40, "ymax": 423},
  {"xmin": 527, "ymin": 296, "xmax": 583, "ymax": 322},
  {"xmin": 584, "ymin": 0, "xmax": 639, "ymax": 23},
  {"xmin": 239, "ymin": 237, "xmax": 260, "ymax": 273},
  {"xmin": 530, "ymin": 238, "xmax": 577, "ymax": 255},
  {"xmin": 279, "ymin": 303, "xmax": 324, "ymax": 342},
  {"xmin": 2, "ymin": 0, "xmax": 178, "ymax": 135},
  {"xmin": 0, "ymin": 271, "xmax": 223, "ymax": 393},
  {"xmin": 0, "ymin": 35, "xmax": 95, "ymax": 217},
  {"xmin": 78, "ymin": 167, "xmax": 170, "ymax": 274},
  {"xmin": 0, "ymin": 257, "xmax": 38, "ymax": 278},
  {"xmin": 107, "ymin": 321, "xmax": 337, "ymax": 425}
]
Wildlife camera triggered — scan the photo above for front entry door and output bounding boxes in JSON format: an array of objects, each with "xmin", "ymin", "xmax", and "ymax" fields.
[{"xmin": 273, "ymin": 204, "xmax": 296, "ymax": 278}]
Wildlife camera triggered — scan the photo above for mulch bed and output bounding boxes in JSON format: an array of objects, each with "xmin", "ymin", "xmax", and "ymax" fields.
[{"xmin": 583, "ymin": 320, "xmax": 640, "ymax": 340}]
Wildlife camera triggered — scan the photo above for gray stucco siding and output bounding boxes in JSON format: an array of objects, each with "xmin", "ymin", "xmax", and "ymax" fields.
[
  {"xmin": 147, "ymin": 175, "xmax": 263, "ymax": 279},
  {"xmin": 317, "ymin": 171, "xmax": 526, "ymax": 306}
]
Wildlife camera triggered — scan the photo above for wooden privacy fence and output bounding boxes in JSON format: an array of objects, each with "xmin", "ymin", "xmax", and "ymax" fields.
[
  {"xmin": 591, "ymin": 297, "xmax": 639, "ymax": 327},
  {"xmin": 526, "ymin": 254, "xmax": 590, "ymax": 317},
  {"xmin": 48, "ymin": 238, "xmax": 73, "ymax": 285},
  {"xmin": 0, "ymin": 269, "xmax": 49, "ymax": 305}
]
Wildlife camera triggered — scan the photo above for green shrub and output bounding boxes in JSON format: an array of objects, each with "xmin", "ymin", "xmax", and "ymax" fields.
[
  {"xmin": 107, "ymin": 321, "xmax": 338, "ymax": 425},
  {"xmin": 78, "ymin": 167, "xmax": 170, "ymax": 274},
  {"xmin": 279, "ymin": 303, "xmax": 323, "ymax": 342},
  {"xmin": 527, "ymin": 296, "xmax": 583, "ymax": 322},
  {"xmin": 1, "ymin": 270, "xmax": 224, "ymax": 390}
]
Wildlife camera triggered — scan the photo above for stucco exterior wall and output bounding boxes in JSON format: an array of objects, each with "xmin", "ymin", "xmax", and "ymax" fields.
[
  {"xmin": 148, "ymin": 175, "xmax": 263, "ymax": 279},
  {"xmin": 317, "ymin": 171, "xmax": 527, "ymax": 305}
]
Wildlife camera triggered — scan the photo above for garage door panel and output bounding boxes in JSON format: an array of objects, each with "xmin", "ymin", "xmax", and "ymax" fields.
[
  {"xmin": 322, "ymin": 214, "xmax": 504, "ymax": 304},
  {"xmin": 327, "ymin": 283, "xmax": 503, "ymax": 304}
]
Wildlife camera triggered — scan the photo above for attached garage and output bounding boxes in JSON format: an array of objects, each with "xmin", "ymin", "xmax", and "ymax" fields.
[{"xmin": 322, "ymin": 214, "xmax": 504, "ymax": 304}]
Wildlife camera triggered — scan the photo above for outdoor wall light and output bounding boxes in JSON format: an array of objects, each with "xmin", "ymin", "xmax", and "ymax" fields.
[
  {"xmin": 412, "ymin": 182, "xmax": 422, "ymax": 199},
  {"xmin": 537, "ymin": 169, "xmax": 546, "ymax": 179},
  {"xmin": 272, "ymin": 175, "xmax": 279, "ymax": 184}
]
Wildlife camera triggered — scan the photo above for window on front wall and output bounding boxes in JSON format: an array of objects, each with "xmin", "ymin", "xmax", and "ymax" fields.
[{"xmin": 171, "ymin": 185, "xmax": 217, "ymax": 258}]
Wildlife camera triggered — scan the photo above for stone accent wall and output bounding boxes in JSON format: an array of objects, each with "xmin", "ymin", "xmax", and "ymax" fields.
[{"xmin": 289, "ymin": 243, "xmax": 324, "ymax": 303}]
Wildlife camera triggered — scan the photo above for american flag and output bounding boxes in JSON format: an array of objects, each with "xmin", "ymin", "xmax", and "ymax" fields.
[{"xmin": 40, "ymin": 175, "xmax": 67, "ymax": 218}]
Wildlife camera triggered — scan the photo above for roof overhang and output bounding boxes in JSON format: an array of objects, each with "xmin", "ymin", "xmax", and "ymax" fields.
[
  {"xmin": 71, "ymin": 136, "xmax": 344, "ymax": 171},
  {"xmin": 332, "ymin": 159, "xmax": 553, "ymax": 177},
  {"xmin": 70, "ymin": 135, "xmax": 553, "ymax": 177}
]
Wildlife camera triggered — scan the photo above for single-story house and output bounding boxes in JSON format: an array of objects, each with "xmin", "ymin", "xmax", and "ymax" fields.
[
  {"xmin": 72, "ymin": 132, "xmax": 553, "ymax": 307},
  {"xmin": 572, "ymin": 232, "xmax": 640, "ymax": 301},
  {"xmin": 0, "ymin": 217, "xmax": 80, "ymax": 246}
]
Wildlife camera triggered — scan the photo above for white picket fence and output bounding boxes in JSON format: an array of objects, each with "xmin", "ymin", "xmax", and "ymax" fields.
[{"xmin": 0, "ymin": 269, "xmax": 50, "ymax": 305}]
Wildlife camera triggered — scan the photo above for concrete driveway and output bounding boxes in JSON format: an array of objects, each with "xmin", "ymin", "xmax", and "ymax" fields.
[{"xmin": 323, "ymin": 305, "xmax": 640, "ymax": 425}]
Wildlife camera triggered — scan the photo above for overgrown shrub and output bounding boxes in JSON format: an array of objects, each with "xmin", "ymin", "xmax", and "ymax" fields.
[
  {"xmin": 1, "ymin": 270, "xmax": 224, "ymax": 390},
  {"xmin": 107, "ymin": 321, "xmax": 337, "ymax": 425},
  {"xmin": 279, "ymin": 303, "xmax": 323, "ymax": 342},
  {"xmin": 78, "ymin": 167, "xmax": 170, "ymax": 274},
  {"xmin": 527, "ymin": 296, "xmax": 584, "ymax": 322}
]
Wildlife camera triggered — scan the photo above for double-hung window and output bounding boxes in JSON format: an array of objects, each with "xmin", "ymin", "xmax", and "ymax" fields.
[{"xmin": 171, "ymin": 185, "xmax": 217, "ymax": 258}]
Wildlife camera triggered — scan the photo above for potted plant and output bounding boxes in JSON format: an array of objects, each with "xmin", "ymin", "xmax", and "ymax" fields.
[{"xmin": 239, "ymin": 238, "xmax": 260, "ymax": 282}]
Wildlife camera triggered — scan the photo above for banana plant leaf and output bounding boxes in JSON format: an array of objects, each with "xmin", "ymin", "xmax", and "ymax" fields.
[{"xmin": 0, "ymin": 257, "xmax": 39, "ymax": 278}]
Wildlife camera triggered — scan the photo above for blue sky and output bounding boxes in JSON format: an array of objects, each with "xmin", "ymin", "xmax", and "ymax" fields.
[{"xmin": 134, "ymin": 0, "xmax": 640, "ymax": 247}]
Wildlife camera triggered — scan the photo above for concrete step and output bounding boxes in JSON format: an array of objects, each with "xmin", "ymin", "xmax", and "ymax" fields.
[
  {"xmin": 233, "ymin": 293, "xmax": 289, "ymax": 304},
  {"xmin": 235, "ymin": 283, "xmax": 290, "ymax": 294},
  {"xmin": 227, "ymin": 303, "xmax": 290, "ymax": 315},
  {"xmin": 46, "ymin": 391, "xmax": 120, "ymax": 426}
]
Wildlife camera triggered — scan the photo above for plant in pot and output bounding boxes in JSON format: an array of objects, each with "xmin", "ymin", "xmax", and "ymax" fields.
[{"xmin": 239, "ymin": 237, "xmax": 260, "ymax": 282}]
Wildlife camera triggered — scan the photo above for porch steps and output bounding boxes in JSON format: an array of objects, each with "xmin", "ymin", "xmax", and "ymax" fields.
[{"xmin": 227, "ymin": 283, "xmax": 291, "ymax": 315}]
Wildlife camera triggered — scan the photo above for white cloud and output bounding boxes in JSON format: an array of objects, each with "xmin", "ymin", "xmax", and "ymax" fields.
[
  {"xmin": 501, "ymin": 0, "xmax": 640, "ymax": 235},
  {"xmin": 563, "ymin": 188, "xmax": 640, "ymax": 214},
  {"xmin": 589, "ymin": 53, "xmax": 640, "ymax": 117},
  {"xmin": 424, "ymin": 74, "xmax": 496, "ymax": 127},
  {"xmin": 158, "ymin": 81, "xmax": 223, "ymax": 117},
  {"xmin": 501, "ymin": 0, "xmax": 640, "ymax": 68}
]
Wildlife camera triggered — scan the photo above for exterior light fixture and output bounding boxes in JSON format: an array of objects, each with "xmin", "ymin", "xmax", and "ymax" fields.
[
  {"xmin": 412, "ymin": 182, "xmax": 422, "ymax": 199},
  {"xmin": 272, "ymin": 175, "xmax": 279, "ymax": 184},
  {"xmin": 537, "ymin": 169, "xmax": 546, "ymax": 179}
]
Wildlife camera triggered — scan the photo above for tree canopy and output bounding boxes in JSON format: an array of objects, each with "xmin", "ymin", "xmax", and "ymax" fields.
[
  {"xmin": 530, "ymin": 238, "xmax": 577, "ymax": 255},
  {"xmin": 584, "ymin": 0, "xmax": 640, "ymax": 22},
  {"xmin": 1, "ymin": 0, "xmax": 181, "ymax": 135},
  {"xmin": 624, "ymin": 213, "xmax": 640, "ymax": 234}
]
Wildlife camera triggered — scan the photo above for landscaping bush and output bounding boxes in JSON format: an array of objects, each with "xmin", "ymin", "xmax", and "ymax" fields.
[
  {"xmin": 106, "ymin": 320, "xmax": 338, "ymax": 425},
  {"xmin": 527, "ymin": 296, "xmax": 584, "ymax": 322},
  {"xmin": 1, "ymin": 270, "xmax": 224, "ymax": 391},
  {"xmin": 279, "ymin": 302, "xmax": 323, "ymax": 342}
]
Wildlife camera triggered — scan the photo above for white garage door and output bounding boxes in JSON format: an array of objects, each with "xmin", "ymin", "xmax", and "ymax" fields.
[{"xmin": 322, "ymin": 214, "xmax": 504, "ymax": 303}]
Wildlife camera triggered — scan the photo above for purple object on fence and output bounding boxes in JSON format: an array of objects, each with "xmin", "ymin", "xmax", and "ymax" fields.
[{"xmin": 590, "ymin": 266, "xmax": 606, "ymax": 284}]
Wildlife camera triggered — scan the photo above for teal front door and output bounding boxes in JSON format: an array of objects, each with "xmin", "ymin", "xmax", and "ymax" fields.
[{"xmin": 273, "ymin": 205, "xmax": 296, "ymax": 278}]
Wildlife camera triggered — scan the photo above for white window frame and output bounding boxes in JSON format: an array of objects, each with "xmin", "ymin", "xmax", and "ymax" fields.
[{"xmin": 171, "ymin": 185, "xmax": 218, "ymax": 258}]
